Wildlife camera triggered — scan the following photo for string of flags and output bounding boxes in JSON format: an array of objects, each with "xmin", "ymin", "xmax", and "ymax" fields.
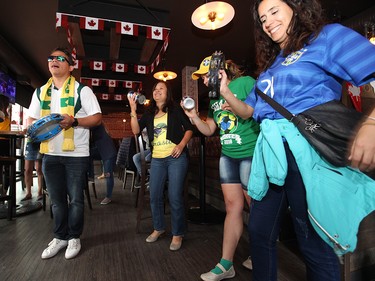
[
  {"xmin": 56, "ymin": 12, "xmax": 170, "ymax": 73},
  {"xmin": 80, "ymin": 77, "xmax": 142, "ymax": 89}
]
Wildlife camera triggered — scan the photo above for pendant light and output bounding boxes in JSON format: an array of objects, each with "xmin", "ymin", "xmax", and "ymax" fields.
[
  {"xmin": 191, "ymin": 1, "xmax": 235, "ymax": 30},
  {"xmin": 153, "ymin": 58, "xmax": 177, "ymax": 81}
]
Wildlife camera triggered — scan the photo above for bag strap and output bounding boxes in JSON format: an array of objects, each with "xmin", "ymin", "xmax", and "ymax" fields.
[{"xmin": 255, "ymin": 87, "xmax": 296, "ymax": 121}]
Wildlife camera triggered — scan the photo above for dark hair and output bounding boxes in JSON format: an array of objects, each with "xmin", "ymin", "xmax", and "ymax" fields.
[
  {"xmin": 51, "ymin": 47, "xmax": 74, "ymax": 65},
  {"xmin": 0, "ymin": 94, "xmax": 9, "ymax": 116},
  {"xmin": 225, "ymin": 60, "xmax": 245, "ymax": 80},
  {"xmin": 252, "ymin": 0, "xmax": 327, "ymax": 75},
  {"xmin": 149, "ymin": 81, "xmax": 174, "ymax": 114}
]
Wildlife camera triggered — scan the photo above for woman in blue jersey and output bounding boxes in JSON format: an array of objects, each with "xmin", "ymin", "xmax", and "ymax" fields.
[
  {"xmin": 184, "ymin": 58, "xmax": 260, "ymax": 281},
  {"xmin": 217, "ymin": 0, "xmax": 375, "ymax": 280}
]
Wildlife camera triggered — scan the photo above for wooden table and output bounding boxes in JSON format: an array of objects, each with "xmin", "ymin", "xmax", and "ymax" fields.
[{"xmin": 0, "ymin": 131, "xmax": 42, "ymax": 219}]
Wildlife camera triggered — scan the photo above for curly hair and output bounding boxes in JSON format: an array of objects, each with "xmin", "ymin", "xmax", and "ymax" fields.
[
  {"xmin": 252, "ymin": 0, "xmax": 327, "ymax": 75},
  {"xmin": 148, "ymin": 81, "xmax": 175, "ymax": 114},
  {"xmin": 225, "ymin": 60, "xmax": 245, "ymax": 80}
]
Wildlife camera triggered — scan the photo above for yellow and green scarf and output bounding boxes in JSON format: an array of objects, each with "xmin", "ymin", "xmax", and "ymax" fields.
[{"xmin": 39, "ymin": 76, "xmax": 76, "ymax": 153}]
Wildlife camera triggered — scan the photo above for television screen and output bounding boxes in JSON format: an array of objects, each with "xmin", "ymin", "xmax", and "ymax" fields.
[{"xmin": 0, "ymin": 70, "xmax": 16, "ymax": 104}]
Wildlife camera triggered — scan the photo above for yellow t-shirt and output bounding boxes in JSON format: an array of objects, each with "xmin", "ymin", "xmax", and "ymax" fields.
[{"xmin": 152, "ymin": 113, "xmax": 176, "ymax": 158}]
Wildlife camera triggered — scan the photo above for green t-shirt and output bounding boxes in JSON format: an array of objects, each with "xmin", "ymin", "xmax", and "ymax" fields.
[{"xmin": 208, "ymin": 76, "xmax": 260, "ymax": 158}]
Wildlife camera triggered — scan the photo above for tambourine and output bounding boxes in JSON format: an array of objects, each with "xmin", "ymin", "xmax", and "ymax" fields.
[
  {"xmin": 27, "ymin": 113, "xmax": 64, "ymax": 142},
  {"xmin": 207, "ymin": 51, "xmax": 226, "ymax": 99}
]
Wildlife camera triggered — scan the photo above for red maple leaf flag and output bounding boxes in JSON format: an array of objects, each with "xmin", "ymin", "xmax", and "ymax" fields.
[
  {"xmin": 101, "ymin": 93, "xmax": 109, "ymax": 100},
  {"xmin": 91, "ymin": 79, "xmax": 100, "ymax": 86},
  {"xmin": 90, "ymin": 61, "xmax": 106, "ymax": 71},
  {"xmin": 107, "ymin": 80, "xmax": 118, "ymax": 88},
  {"xmin": 146, "ymin": 26, "xmax": 168, "ymax": 40},
  {"xmin": 134, "ymin": 65, "xmax": 147, "ymax": 74},
  {"xmin": 115, "ymin": 22, "xmax": 139, "ymax": 36},
  {"xmin": 114, "ymin": 94, "xmax": 123, "ymax": 101},
  {"xmin": 112, "ymin": 63, "xmax": 128, "ymax": 73},
  {"xmin": 73, "ymin": 59, "xmax": 82, "ymax": 69},
  {"xmin": 124, "ymin": 81, "xmax": 134, "ymax": 88},
  {"xmin": 56, "ymin": 13, "xmax": 68, "ymax": 28},
  {"xmin": 80, "ymin": 16, "xmax": 104, "ymax": 30}
]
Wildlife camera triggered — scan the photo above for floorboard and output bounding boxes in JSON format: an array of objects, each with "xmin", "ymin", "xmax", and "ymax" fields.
[{"xmin": 0, "ymin": 175, "xmax": 307, "ymax": 281}]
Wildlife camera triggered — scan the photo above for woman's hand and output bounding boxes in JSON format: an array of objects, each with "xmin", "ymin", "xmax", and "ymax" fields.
[
  {"xmin": 349, "ymin": 122, "xmax": 375, "ymax": 172},
  {"xmin": 171, "ymin": 143, "xmax": 184, "ymax": 158},
  {"xmin": 127, "ymin": 93, "xmax": 137, "ymax": 111}
]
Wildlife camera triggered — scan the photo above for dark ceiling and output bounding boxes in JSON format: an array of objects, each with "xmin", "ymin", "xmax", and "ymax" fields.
[{"xmin": 0, "ymin": 0, "xmax": 374, "ymax": 113}]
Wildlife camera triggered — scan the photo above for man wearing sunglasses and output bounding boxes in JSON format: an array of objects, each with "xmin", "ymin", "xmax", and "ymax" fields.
[{"xmin": 27, "ymin": 47, "xmax": 102, "ymax": 260}]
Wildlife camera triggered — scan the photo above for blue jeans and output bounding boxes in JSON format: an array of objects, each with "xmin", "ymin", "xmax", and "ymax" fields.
[
  {"xmin": 133, "ymin": 149, "xmax": 151, "ymax": 176},
  {"xmin": 42, "ymin": 155, "xmax": 89, "ymax": 240},
  {"xmin": 102, "ymin": 155, "xmax": 116, "ymax": 198},
  {"xmin": 149, "ymin": 152, "xmax": 188, "ymax": 236},
  {"xmin": 248, "ymin": 143, "xmax": 340, "ymax": 281}
]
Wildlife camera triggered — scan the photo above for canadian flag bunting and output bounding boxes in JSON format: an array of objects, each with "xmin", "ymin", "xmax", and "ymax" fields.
[
  {"xmin": 163, "ymin": 35, "xmax": 169, "ymax": 52},
  {"xmin": 56, "ymin": 13, "xmax": 68, "ymax": 28},
  {"xmin": 134, "ymin": 65, "xmax": 147, "ymax": 74},
  {"xmin": 90, "ymin": 61, "xmax": 106, "ymax": 71},
  {"xmin": 150, "ymin": 62, "xmax": 155, "ymax": 73},
  {"xmin": 146, "ymin": 26, "xmax": 168, "ymax": 41},
  {"xmin": 101, "ymin": 93, "xmax": 109, "ymax": 100},
  {"xmin": 111, "ymin": 63, "xmax": 128, "ymax": 73},
  {"xmin": 91, "ymin": 79, "xmax": 100, "ymax": 86},
  {"xmin": 124, "ymin": 81, "xmax": 133, "ymax": 88},
  {"xmin": 80, "ymin": 16, "xmax": 104, "ymax": 31},
  {"xmin": 115, "ymin": 22, "xmax": 139, "ymax": 36},
  {"xmin": 114, "ymin": 94, "xmax": 123, "ymax": 101},
  {"xmin": 74, "ymin": 60, "xmax": 82, "ymax": 69},
  {"xmin": 107, "ymin": 80, "xmax": 118, "ymax": 87}
]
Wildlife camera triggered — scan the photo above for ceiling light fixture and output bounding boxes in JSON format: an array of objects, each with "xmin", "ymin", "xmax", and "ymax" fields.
[
  {"xmin": 153, "ymin": 70, "xmax": 177, "ymax": 82},
  {"xmin": 191, "ymin": 1, "xmax": 235, "ymax": 30}
]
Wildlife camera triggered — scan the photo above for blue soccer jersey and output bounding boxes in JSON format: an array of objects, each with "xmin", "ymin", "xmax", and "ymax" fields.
[{"xmin": 245, "ymin": 23, "xmax": 375, "ymax": 122}]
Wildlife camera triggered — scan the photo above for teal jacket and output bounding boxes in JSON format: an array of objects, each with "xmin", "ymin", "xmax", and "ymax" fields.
[{"xmin": 249, "ymin": 119, "xmax": 375, "ymax": 256}]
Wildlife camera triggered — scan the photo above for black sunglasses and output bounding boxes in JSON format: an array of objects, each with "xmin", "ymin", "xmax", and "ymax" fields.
[{"xmin": 47, "ymin": 55, "xmax": 71, "ymax": 64}]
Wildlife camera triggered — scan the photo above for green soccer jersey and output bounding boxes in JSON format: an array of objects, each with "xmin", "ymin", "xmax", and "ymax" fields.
[{"xmin": 208, "ymin": 76, "xmax": 260, "ymax": 158}]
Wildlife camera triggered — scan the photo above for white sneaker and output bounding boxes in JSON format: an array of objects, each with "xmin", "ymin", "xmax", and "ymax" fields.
[
  {"xmin": 242, "ymin": 256, "xmax": 253, "ymax": 270},
  {"xmin": 41, "ymin": 238, "xmax": 68, "ymax": 259},
  {"xmin": 200, "ymin": 264, "xmax": 235, "ymax": 281},
  {"xmin": 65, "ymin": 238, "xmax": 81, "ymax": 259}
]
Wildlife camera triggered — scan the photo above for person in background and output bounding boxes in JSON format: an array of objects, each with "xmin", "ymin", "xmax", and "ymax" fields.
[
  {"xmin": 21, "ymin": 140, "xmax": 43, "ymax": 201},
  {"xmin": 217, "ymin": 0, "xmax": 375, "ymax": 280},
  {"xmin": 183, "ymin": 57, "xmax": 259, "ymax": 281},
  {"xmin": 0, "ymin": 95, "xmax": 10, "ymax": 192},
  {"xmin": 28, "ymin": 47, "xmax": 102, "ymax": 260},
  {"xmin": 90, "ymin": 123, "xmax": 117, "ymax": 205},
  {"xmin": 133, "ymin": 127, "xmax": 151, "ymax": 187},
  {"xmin": 128, "ymin": 81, "xmax": 193, "ymax": 251}
]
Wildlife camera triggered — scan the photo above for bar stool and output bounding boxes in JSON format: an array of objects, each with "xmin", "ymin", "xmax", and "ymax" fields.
[{"xmin": 0, "ymin": 156, "xmax": 17, "ymax": 220}]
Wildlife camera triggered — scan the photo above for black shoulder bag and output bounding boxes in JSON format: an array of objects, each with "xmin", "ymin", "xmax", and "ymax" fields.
[{"xmin": 255, "ymin": 87, "xmax": 365, "ymax": 167}]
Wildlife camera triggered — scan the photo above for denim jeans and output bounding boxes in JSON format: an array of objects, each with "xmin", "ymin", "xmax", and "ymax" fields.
[
  {"xmin": 42, "ymin": 155, "xmax": 89, "ymax": 240},
  {"xmin": 102, "ymin": 155, "xmax": 116, "ymax": 198},
  {"xmin": 219, "ymin": 154, "xmax": 252, "ymax": 190},
  {"xmin": 248, "ymin": 143, "xmax": 340, "ymax": 281},
  {"xmin": 149, "ymin": 152, "xmax": 188, "ymax": 236},
  {"xmin": 133, "ymin": 149, "xmax": 151, "ymax": 176}
]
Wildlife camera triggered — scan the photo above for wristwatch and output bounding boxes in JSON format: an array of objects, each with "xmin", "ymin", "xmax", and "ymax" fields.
[{"xmin": 72, "ymin": 117, "xmax": 79, "ymax": 127}]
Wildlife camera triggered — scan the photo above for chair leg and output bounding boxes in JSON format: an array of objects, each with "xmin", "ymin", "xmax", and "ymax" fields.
[
  {"xmin": 90, "ymin": 181, "xmax": 97, "ymax": 199},
  {"xmin": 84, "ymin": 180, "xmax": 93, "ymax": 210}
]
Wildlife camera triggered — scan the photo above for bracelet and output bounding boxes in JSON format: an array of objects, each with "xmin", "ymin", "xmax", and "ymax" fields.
[
  {"xmin": 130, "ymin": 113, "xmax": 136, "ymax": 118},
  {"xmin": 367, "ymin": 116, "xmax": 375, "ymax": 122}
]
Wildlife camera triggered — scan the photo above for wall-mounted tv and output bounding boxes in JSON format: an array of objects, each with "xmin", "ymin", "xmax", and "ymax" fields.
[{"xmin": 0, "ymin": 70, "xmax": 16, "ymax": 104}]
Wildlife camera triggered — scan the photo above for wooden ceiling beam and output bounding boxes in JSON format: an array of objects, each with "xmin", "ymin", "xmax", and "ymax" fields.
[
  {"xmin": 68, "ymin": 23, "xmax": 85, "ymax": 58},
  {"xmin": 139, "ymin": 38, "xmax": 158, "ymax": 64},
  {"xmin": 110, "ymin": 27, "xmax": 121, "ymax": 60}
]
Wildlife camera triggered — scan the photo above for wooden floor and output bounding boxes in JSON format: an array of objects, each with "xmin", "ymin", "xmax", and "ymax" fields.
[{"xmin": 0, "ymin": 175, "xmax": 308, "ymax": 281}]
